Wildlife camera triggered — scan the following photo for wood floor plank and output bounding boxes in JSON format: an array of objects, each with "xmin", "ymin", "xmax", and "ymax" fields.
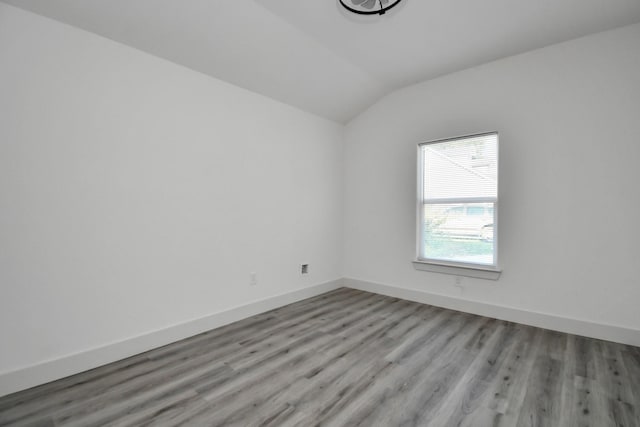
[
  {"xmin": 426, "ymin": 321, "xmax": 521, "ymax": 426},
  {"xmin": 1, "ymin": 288, "xmax": 638, "ymax": 427},
  {"xmin": 176, "ymin": 347, "xmax": 337, "ymax": 425},
  {"xmin": 621, "ymin": 346, "xmax": 640, "ymax": 410},
  {"xmin": 480, "ymin": 327, "xmax": 544, "ymax": 427},
  {"xmin": 100, "ymin": 390, "xmax": 204, "ymax": 427},
  {"xmin": 51, "ymin": 361, "xmax": 230, "ymax": 426},
  {"xmin": 515, "ymin": 329, "xmax": 568, "ymax": 427},
  {"xmin": 328, "ymin": 315, "xmax": 505, "ymax": 426}
]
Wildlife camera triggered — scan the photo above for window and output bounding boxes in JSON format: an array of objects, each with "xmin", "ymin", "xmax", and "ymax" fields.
[{"xmin": 416, "ymin": 132, "xmax": 499, "ymax": 273}]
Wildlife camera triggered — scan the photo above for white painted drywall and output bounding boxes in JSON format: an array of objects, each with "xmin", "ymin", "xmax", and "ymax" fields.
[
  {"xmin": 2, "ymin": 1, "xmax": 639, "ymax": 397},
  {"xmin": 344, "ymin": 23, "xmax": 640, "ymax": 332},
  {"xmin": 0, "ymin": 3, "xmax": 343, "ymax": 378}
]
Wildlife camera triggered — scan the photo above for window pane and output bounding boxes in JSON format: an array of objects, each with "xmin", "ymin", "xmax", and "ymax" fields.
[
  {"xmin": 467, "ymin": 206, "xmax": 484, "ymax": 216},
  {"xmin": 423, "ymin": 203, "xmax": 495, "ymax": 265},
  {"xmin": 423, "ymin": 134, "xmax": 497, "ymax": 200}
]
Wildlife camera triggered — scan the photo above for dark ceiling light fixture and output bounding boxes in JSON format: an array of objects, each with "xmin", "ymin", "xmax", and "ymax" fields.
[{"xmin": 339, "ymin": 0, "xmax": 403, "ymax": 16}]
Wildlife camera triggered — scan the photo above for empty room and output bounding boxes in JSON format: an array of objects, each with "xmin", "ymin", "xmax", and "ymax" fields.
[{"xmin": 1, "ymin": 0, "xmax": 639, "ymax": 426}]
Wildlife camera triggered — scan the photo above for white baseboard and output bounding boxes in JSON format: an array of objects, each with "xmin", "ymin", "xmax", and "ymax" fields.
[
  {"xmin": 344, "ymin": 277, "xmax": 640, "ymax": 347},
  {"xmin": 3, "ymin": 277, "xmax": 637, "ymax": 398},
  {"xmin": 0, "ymin": 279, "xmax": 342, "ymax": 398}
]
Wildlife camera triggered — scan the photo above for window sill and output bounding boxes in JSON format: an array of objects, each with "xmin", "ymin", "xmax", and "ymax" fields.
[{"xmin": 412, "ymin": 260, "xmax": 502, "ymax": 280}]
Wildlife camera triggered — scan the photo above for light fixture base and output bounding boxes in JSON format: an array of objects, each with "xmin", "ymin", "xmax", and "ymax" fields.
[{"xmin": 339, "ymin": 0, "xmax": 403, "ymax": 16}]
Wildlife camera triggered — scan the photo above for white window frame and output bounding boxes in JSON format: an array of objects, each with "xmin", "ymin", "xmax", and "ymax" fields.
[{"xmin": 414, "ymin": 132, "xmax": 501, "ymax": 280}]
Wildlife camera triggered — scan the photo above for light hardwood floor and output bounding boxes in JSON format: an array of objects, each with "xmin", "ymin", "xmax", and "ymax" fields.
[{"xmin": 0, "ymin": 288, "xmax": 638, "ymax": 426}]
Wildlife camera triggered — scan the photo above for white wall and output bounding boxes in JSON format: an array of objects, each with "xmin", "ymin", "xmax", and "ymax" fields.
[
  {"xmin": 344, "ymin": 24, "xmax": 640, "ymax": 333},
  {"xmin": 0, "ymin": 3, "xmax": 343, "ymax": 382},
  {"xmin": 2, "ymin": 1, "xmax": 639, "ymax": 397}
]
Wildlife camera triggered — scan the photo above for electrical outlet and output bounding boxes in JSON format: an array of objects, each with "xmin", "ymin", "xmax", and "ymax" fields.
[
  {"xmin": 250, "ymin": 272, "xmax": 257, "ymax": 286},
  {"xmin": 301, "ymin": 264, "xmax": 309, "ymax": 275},
  {"xmin": 455, "ymin": 276, "xmax": 462, "ymax": 285}
]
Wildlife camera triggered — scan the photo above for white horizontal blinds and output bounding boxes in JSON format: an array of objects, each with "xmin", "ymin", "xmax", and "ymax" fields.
[{"xmin": 422, "ymin": 134, "xmax": 498, "ymax": 202}]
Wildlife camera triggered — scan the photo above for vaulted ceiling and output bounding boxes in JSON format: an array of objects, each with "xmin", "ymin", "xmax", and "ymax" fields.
[{"xmin": 3, "ymin": 0, "xmax": 640, "ymax": 123}]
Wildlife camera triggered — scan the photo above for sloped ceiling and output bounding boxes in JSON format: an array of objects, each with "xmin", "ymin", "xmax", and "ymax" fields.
[{"xmin": 2, "ymin": 0, "xmax": 640, "ymax": 123}]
